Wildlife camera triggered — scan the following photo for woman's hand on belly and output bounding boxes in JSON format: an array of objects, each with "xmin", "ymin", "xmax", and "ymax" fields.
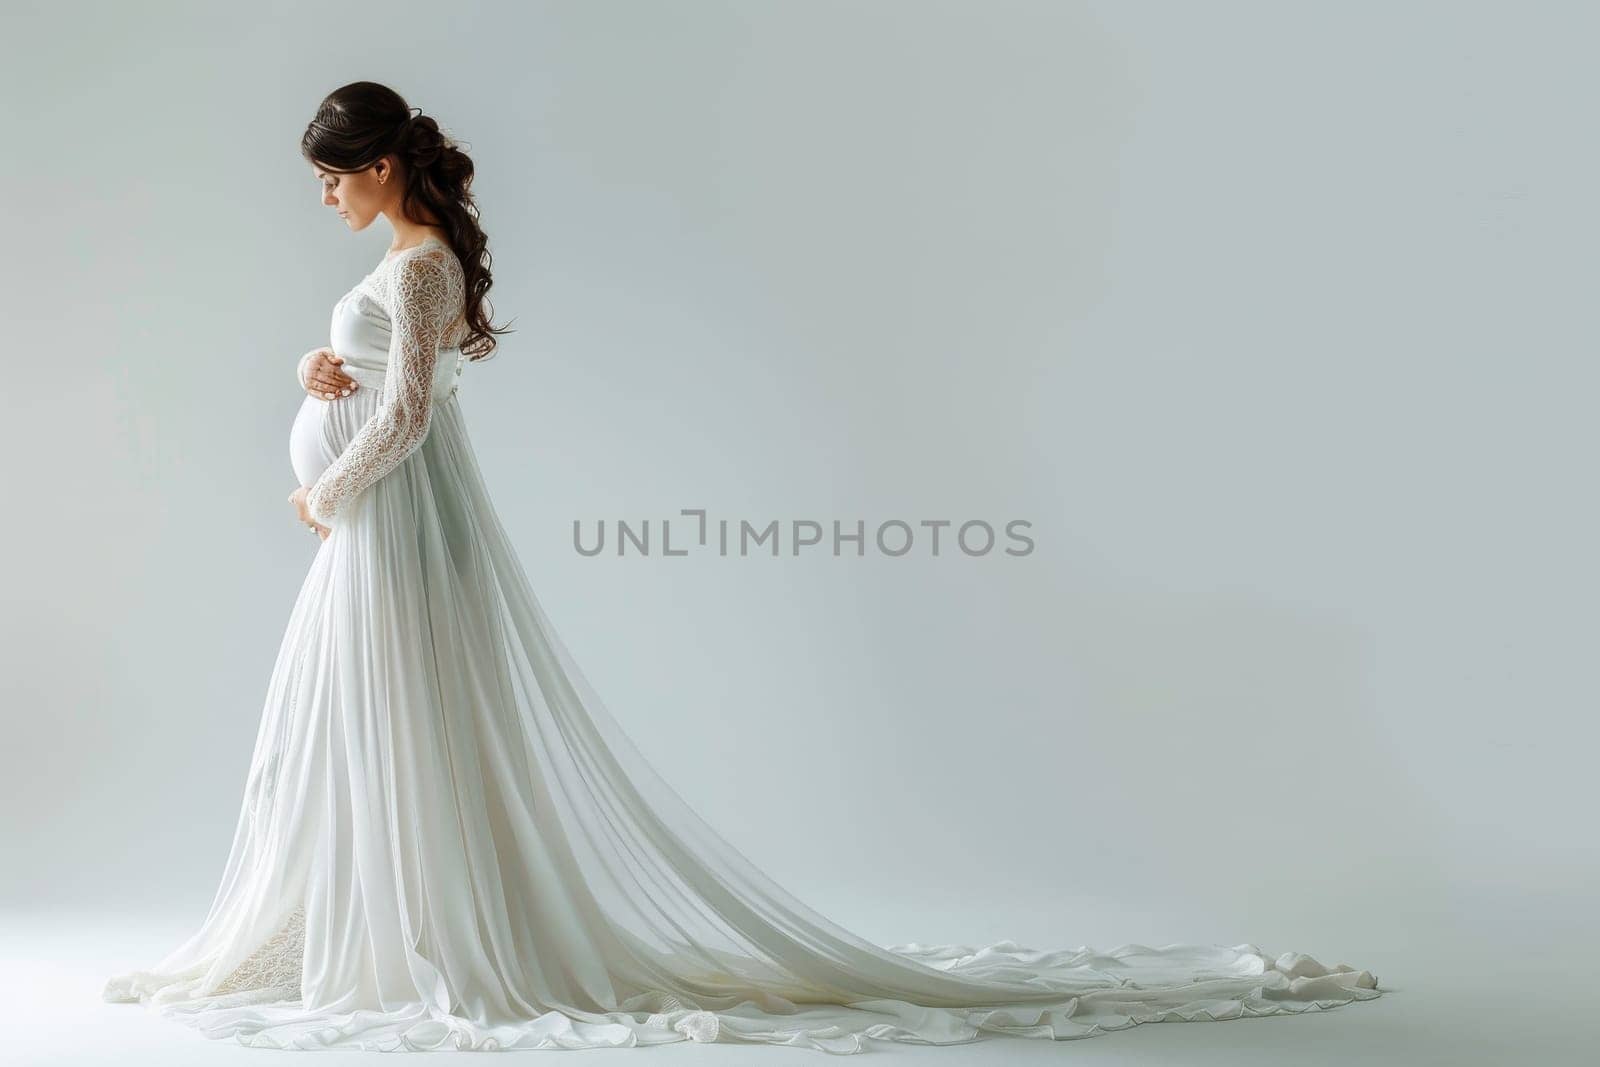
[
  {"xmin": 287, "ymin": 486, "xmax": 331, "ymax": 541},
  {"xmin": 301, "ymin": 347, "xmax": 360, "ymax": 401}
]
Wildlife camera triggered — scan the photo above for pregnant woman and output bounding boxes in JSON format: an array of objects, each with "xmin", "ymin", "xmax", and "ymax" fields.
[{"xmin": 103, "ymin": 81, "xmax": 1384, "ymax": 1053}]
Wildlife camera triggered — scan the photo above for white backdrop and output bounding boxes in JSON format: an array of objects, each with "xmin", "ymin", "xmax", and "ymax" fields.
[{"xmin": 2, "ymin": 2, "xmax": 1594, "ymax": 1064}]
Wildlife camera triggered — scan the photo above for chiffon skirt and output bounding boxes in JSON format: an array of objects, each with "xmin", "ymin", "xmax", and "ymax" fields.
[{"xmin": 103, "ymin": 386, "xmax": 1384, "ymax": 1052}]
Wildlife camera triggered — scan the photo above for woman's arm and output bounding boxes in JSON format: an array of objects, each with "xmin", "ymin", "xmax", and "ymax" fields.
[{"xmin": 304, "ymin": 248, "xmax": 461, "ymax": 526}]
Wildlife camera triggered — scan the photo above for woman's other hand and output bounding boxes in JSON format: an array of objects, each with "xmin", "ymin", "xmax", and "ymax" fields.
[
  {"xmin": 301, "ymin": 347, "xmax": 359, "ymax": 401},
  {"xmin": 288, "ymin": 486, "xmax": 331, "ymax": 540}
]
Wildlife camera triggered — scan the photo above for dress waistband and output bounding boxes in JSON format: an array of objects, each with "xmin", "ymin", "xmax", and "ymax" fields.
[{"xmin": 339, "ymin": 353, "xmax": 464, "ymax": 405}]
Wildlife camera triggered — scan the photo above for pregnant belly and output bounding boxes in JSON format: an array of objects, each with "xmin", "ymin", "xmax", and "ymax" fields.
[{"xmin": 289, "ymin": 390, "xmax": 378, "ymax": 487}]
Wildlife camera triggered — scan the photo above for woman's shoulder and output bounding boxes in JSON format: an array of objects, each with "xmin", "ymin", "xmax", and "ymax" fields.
[
  {"xmin": 386, "ymin": 232, "xmax": 456, "ymax": 265},
  {"xmin": 384, "ymin": 235, "xmax": 464, "ymax": 287},
  {"xmin": 381, "ymin": 237, "xmax": 465, "ymax": 331}
]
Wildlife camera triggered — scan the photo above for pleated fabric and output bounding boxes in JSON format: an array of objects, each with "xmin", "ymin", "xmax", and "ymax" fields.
[{"xmin": 104, "ymin": 379, "xmax": 1384, "ymax": 1052}]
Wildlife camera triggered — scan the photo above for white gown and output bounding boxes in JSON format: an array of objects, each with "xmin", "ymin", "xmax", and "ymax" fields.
[{"xmin": 103, "ymin": 235, "xmax": 1384, "ymax": 1053}]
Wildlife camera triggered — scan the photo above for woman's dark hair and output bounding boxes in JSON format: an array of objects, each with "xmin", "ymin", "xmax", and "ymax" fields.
[{"xmin": 301, "ymin": 81, "xmax": 511, "ymax": 361}]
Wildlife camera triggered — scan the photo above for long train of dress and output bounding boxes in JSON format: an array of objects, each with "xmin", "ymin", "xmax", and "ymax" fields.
[{"xmin": 104, "ymin": 242, "xmax": 1383, "ymax": 1053}]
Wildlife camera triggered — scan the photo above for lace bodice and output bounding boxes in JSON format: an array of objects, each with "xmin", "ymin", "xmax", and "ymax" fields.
[{"xmin": 300, "ymin": 237, "xmax": 467, "ymax": 527}]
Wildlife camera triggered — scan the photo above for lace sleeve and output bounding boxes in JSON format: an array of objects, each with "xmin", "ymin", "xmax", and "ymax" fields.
[{"xmin": 304, "ymin": 247, "xmax": 461, "ymax": 527}]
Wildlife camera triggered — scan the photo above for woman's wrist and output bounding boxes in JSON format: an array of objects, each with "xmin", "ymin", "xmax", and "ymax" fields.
[{"xmin": 306, "ymin": 485, "xmax": 335, "ymax": 527}]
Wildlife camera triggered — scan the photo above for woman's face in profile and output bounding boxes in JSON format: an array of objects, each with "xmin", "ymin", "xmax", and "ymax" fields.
[{"xmin": 313, "ymin": 159, "xmax": 388, "ymax": 232}]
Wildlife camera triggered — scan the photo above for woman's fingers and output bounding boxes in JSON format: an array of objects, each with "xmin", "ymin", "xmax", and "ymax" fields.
[
  {"xmin": 311, "ymin": 355, "xmax": 355, "ymax": 385},
  {"xmin": 309, "ymin": 368, "xmax": 358, "ymax": 398},
  {"xmin": 313, "ymin": 376, "xmax": 356, "ymax": 397},
  {"xmin": 302, "ymin": 351, "xmax": 358, "ymax": 399}
]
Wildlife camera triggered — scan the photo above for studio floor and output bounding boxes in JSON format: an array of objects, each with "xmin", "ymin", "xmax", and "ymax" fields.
[{"xmin": 4, "ymin": 911, "xmax": 1582, "ymax": 1067}]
